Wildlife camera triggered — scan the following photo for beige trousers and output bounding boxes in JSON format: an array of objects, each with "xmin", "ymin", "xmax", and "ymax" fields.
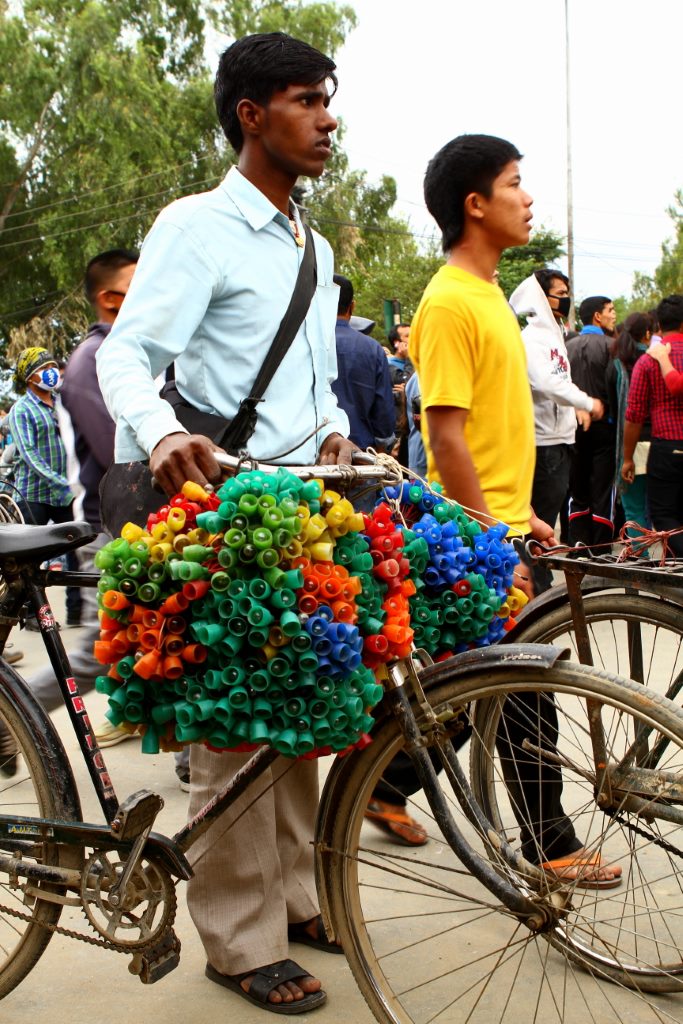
[{"xmin": 186, "ymin": 744, "xmax": 320, "ymax": 976}]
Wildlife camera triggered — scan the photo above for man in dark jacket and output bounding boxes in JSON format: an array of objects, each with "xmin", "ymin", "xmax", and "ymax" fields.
[
  {"xmin": 26, "ymin": 249, "xmax": 138, "ymax": 737},
  {"xmin": 566, "ymin": 295, "xmax": 617, "ymax": 554},
  {"xmin": 331, "ymin": 275, "xmax": 395, "ymax": 453}
]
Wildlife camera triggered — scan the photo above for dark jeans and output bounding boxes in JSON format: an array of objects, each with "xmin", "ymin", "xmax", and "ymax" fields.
[
  {"xmin": 24, "ymin": 500, "xmax": 81, "ymax": 623},
  {"xmin": 647, "ymin": 438, "xmax": 683, "ymax": 557},
  {"xmin": 531, "ymin": 444, "xmax": 572, "ymax": 593},
  {"xmin": 568, "ymin": 421, "xmax": 617, "ymax": 555}
]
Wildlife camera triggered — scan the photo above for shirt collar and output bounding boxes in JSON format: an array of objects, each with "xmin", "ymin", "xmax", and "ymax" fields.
[
  {"xmin": 220, "ymin": 165, "xmax": 292, "ymax": 233},
  {"xmin": 25, "ymin": 387, "xmax": 53, "ymax": 410},
  {"xmin": 580, "ymin": 325, "xmax": 604, "ymax": 335}
]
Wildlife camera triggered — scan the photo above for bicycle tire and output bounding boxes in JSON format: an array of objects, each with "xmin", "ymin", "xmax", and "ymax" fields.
[
  {"xmin": 509, "ymin": 591, "xmax": 683, "ymax": 698},
  {"xmin": 318, "ymin": 661, "xmax": 683, "ymax": 1024},
  {"xmin": 0, "ymin": 669, "xmax": 81, "ymax": 999}
]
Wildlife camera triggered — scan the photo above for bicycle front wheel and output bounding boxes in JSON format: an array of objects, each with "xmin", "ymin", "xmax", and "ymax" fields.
[
  {"xmin": 0, "ymin": 672, "xmax": 81, "ymax": 999},
  {"xmin": 319, "ymin": 661, "xmax": 683, "ymax": 1024}
]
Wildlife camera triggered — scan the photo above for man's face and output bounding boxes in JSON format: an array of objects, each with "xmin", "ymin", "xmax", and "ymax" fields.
[
  {"xmin": 28, "ymin": 361, "xmax": 58, "ymax": 391},
  {"xmin": 476, "ymin": 160, "xmax": 533, "ymax": 249},
  {"xmin": 547, "ymin": 277, "xmax": 570, "ymax": 322},
  {"xmin": 595, "ymin": 301, "xmax": 616, "ymax": 333},
  {"xmin": 258, "ymin": 81, "xmax": 338, "ymax": 180},
  {"xmin": 98, "ymin": 262, "xmax": 136, "ymax": 321},
  {"xmin": 395, "ymin": 325, "xmax": 410, "ymax": 358}
]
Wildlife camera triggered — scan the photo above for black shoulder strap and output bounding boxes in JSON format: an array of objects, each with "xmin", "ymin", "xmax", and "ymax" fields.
[{"xmin": 221, "ymin": 222, "xmax": 317, "ymax": 450}]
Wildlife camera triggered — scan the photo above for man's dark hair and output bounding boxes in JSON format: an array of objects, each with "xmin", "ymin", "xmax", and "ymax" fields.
[
  {"xmin": 656, "ymin": 294, "xmax": 683, "ymax": 333},
  {"xmin": 84, "ymin": 249, "xmax": 139, "ymax": 304},
  {"xmin": 215, "ymin": 32, "xmax": 337, "ymax": 152},
  {"xmin": 334, "ymin": 274, "xmax": 353, "ymax": 315},
  {"xmin": 534, "ymin": 268, "xmax": 569, "ymax": 296},
  {"xmin": 387, "ymin": 323, "xmax": 410, "ymax": 351},
  {"xmin": 578, "ymin": 295, "xmax": 611, "ymax": 328},
  {"xmin": 423, "ymin": 134, "xmax": 523, "ymax": 252}
]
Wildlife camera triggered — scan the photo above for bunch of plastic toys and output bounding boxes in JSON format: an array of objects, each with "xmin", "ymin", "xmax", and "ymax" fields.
[{"xmin": 94, "ymin": 471, "xmax": 526, "ymax": 758}]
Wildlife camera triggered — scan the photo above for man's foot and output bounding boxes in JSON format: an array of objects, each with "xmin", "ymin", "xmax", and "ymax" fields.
[
  {"xmin": 288, "ymin": 915, "xmax": 343, "ymax": 953},
  {"xmin": 205, "ymin": 959, "xmax": 326, "ymax": 1014},
  {"xmin": 175, "ymin": 764, "xmax": 190, "ymax": 793},
  {"xmin": 541, "ymin": 846, "xmax": 623, "ymax": 889},
  {"xmin": 94, "ymin": 720, "xmax": 135, "ymax": 747},
  {"xmin": 365, "ymin": 798, "xmax": 428, "ymax": 846},
  {"xmin": 3, "ymin": 646, "xmax": 24, "ymax": 666}
]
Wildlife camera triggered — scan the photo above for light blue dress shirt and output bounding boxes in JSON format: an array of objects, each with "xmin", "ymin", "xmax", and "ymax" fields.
[{"xmin": 97, "ymin": 166, "xmax": 349, "ymax": 465}]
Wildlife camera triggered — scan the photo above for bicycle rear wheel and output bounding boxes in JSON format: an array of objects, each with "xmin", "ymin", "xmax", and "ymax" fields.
[
  {"xmin": 319, "ymin": 661, "xmax": 683, "ymax": 1024},
  {"xmin": 510, "ymin": 591, "xmax": 683, "ymax": 699},
  {"xmin": 0, "ymin": 671, "xmax": 81, "ymax": 998}
]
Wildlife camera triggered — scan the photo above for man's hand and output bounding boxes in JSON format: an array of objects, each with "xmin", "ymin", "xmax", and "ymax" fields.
[
  {"xmin": 392, "ymin": 382, "xmax": 406, "ymax": 396},
  {"xmin": 529, "ymin": 514, "xmax": 558, "ymax": 548},
  {"xmin": 591, "ymin": 397, "xmax": 604, "ymax": 420},
  {"xmin": 621, "ymin": 457, "xmax": 635, "ymax": 485},
  {"xmin": 576, "ymin": 409, "xmax": 591, "ymax": 431},
  {"xmin": 318, "ymin": 432, "xmax": 357, "ymax": 466},
  {"xmin": 150, "ymin": 432, "xmax": 223, "ymax": 496},
  {"xmin": 648, "ymin": 340, "xmax": 671, "ymax": 365}
]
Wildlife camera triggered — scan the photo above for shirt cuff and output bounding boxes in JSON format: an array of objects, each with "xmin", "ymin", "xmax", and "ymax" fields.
[{"xmin": 129, "ymin": 408, "xmax": 190, "ymax": 459}]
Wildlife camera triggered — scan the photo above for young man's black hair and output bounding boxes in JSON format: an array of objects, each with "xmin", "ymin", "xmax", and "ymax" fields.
[
  {"xmin": 534, "ymin": 268, "xmax": 569, "ymax": 296},
  {"xmin": 215, "ymin": 31, "xmax": 337, "ymax": 152},
  {"xmin": 423, "ymin": 134, "xmax": 523, "ymax": 252},
  {"xmin": 84, "ymin": 249, "xmax": 139, "ymax": 304},
  {"xmin": 334, "ymin": 273, "xmax": 353, "ymax": 315},
  {"xmin": 656, "ymin": 294, "xmax": 683, "ymax": 333},
  {"xmin": 578, "ymin": 295, "xmax": 611, "ymax": 327},
  {"xmin": 387, "ymin": 323, "xmax": 410, "ymax": 351}
]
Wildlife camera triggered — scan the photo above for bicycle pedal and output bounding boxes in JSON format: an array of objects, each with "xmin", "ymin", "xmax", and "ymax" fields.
[
  {"xmin": 128, "ymin": 929, "xmax": 181, "ymax": 984},
  {"xmin": 110, "ymin": 789, "xmax": 164, "ymax": 841}
]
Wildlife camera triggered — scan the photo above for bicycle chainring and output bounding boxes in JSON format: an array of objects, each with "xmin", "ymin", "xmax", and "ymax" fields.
[{"xmin": 80, "ymin": 850, "xmax": 176, "ymax": 950}]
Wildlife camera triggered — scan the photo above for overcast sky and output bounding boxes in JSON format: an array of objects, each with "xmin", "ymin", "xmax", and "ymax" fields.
[{"xmin": 330, "ymin": 0, "xmax": 683, "ymax": 303}]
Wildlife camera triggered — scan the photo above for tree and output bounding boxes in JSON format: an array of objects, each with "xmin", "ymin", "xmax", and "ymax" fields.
[
  {"xmin": 0, "ymin": 0, "xmax": 355, "ymax": 361},
  {"xmin": 614, "ymin": 189, "xmax": 683, "ymax": 318},
  {"xmin": 496, "ymin": 228, "xmax": 566, "ymax": 299}
]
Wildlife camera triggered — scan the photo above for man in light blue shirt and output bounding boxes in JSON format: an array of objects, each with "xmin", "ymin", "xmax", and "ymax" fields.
[{"xmin": 97, "ymin": 32, "xmax": 351, "ymax": 1016}]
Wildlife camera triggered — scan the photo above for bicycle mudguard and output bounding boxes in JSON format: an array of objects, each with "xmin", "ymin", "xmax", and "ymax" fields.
[
  {"xmin": 416, "ymin": 642, "xmax": 571, "ymax": 691},
  {"xmin": 0, "ymin": 658, "xmax": 82, "ymax": 823}
]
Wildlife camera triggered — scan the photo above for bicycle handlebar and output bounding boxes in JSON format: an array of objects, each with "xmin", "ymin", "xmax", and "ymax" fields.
[{"xmin": 212, "ymin": 449, "xmax": 402, "ymax": 487}]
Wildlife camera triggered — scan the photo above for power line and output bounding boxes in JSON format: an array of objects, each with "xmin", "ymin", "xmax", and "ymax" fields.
[{"xmin": 0, "ymin": 157, "xmax": 213, "ymax": 222}]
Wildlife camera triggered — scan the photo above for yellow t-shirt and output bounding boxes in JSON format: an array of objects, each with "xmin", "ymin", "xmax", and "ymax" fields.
[{"xmin": 410, "ymin": 265, "xmax": 535, "ymax": 536}]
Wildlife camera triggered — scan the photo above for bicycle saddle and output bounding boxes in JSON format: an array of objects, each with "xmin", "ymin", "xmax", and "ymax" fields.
[{"xmin": 0, "ymin": 521, "xmax": 97, "ymax": 562}]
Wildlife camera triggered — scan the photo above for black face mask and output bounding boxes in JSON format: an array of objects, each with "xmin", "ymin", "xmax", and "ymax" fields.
[{"xmin": 552, "ymin": 295, "xmax": 571, "ymax": 318}]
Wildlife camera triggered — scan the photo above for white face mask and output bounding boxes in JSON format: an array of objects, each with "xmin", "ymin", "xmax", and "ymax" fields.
[{"xmin": 32, "ymin": 367, "xmax": 61, "ymax": 391}]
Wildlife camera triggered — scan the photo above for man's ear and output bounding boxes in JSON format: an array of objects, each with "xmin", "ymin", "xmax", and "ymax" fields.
[
  {"xmin": 236, "ymin": 98, "xmax": 264, "ymax": 141},
  {"xmin": 464, "ymin": 192, "xmax": 484, "ymax": 222}
]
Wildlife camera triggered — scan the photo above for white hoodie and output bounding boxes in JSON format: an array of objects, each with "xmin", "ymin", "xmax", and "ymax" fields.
[{"xmin": 509, "ymin": 274, "xmax": 592, "ymax": 445}]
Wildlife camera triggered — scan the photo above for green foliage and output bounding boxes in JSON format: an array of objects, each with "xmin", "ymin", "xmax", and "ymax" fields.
[
  {"xmin": 496, "ymin": 228, "xmax": 566, "ymax": 299},
  {"xmin": 617, "ymin": 190, "xmax": 683, "ymax": 317}
]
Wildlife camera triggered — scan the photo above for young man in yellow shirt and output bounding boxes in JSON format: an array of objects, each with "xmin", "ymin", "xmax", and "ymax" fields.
[{"xmin": 410, "ymin": 133, "xmax": 621, "ymax": 887}]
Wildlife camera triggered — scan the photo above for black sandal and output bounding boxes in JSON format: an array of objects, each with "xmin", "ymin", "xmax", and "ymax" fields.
[
  {"xmin": 205, "ymin": 959, "xmax": 326, "ymax": 1015},
  {"xmin": 288, "ymin": 914, "xmax": 343, "ymax": 954}
]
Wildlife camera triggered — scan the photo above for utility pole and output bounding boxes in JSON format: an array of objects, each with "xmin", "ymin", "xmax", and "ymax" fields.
[{"xmin": 565, "ymin": 0, "xmax": 576, "ymax": 328}]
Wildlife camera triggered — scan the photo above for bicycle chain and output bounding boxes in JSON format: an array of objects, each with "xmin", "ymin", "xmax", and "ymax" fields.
[
  {"xmin": 0, "ymin": 879, "xmax": 178, "ymax": 953},
  {"xmin": 603, "ymin": 806, "xmax": 683, "ymax": 861}
]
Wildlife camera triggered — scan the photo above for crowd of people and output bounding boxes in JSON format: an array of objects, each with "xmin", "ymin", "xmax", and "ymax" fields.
[{"xmin": 2, "ymin": 28, "xmax": 683, "ymax": 1018}]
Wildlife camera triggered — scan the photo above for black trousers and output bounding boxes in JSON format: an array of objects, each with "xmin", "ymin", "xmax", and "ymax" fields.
[
  {"xmin": 24, "ymin": 500, "xmax": 81, "ymax": 623},
  {"xmin": 531, "ymin": 444, "xmax": 573, "ymax": 593},
  {"xmin": 568, "ymin": 422, "xmax": 617, "ymax": 555},
  {"xmin": 647, "ymin": 438, "xmax": 683, "ymax": 557},
  {"xmin": 372, "ymin": 699, "xmax": 580, "ymax": 863}
]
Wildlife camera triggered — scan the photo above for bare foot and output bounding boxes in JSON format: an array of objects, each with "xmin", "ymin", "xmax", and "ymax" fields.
[{"xmin": 542, "ymin": 846, "xmax": 623, "ymax": 885}]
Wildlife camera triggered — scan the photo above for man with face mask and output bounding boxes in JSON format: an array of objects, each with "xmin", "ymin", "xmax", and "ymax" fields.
[
  {"xmin": 8, "ymin": 347, "xmax": 74, "ymax": 528},
  {"xmin": 510, "ymin": 269, "xmax": 604, "ymax": 592}
]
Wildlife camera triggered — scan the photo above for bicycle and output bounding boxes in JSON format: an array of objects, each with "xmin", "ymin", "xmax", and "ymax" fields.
[{"xmin": 1, "ymin": 460, "xmax": 683, "ymax": 1024}]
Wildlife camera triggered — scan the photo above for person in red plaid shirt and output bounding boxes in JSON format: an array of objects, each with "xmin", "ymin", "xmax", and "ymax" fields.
[{"xmin": 623, "ymin": 294, "xmax": 683, "ymax": 554}]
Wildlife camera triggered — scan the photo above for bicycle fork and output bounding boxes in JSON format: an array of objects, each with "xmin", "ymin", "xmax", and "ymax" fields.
[{"xmin": 383, "ymin": 658, "xmax": 566, "ymax": 932}]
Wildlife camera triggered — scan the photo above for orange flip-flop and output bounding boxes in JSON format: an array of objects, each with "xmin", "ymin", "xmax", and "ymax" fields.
[
  {"xmin": 365, "ymin": 799, "xmax": 428, "ymax": 846},
  {"xmin": 540, "ymin": 849, "xmax": 623, "ymax": 889}
]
